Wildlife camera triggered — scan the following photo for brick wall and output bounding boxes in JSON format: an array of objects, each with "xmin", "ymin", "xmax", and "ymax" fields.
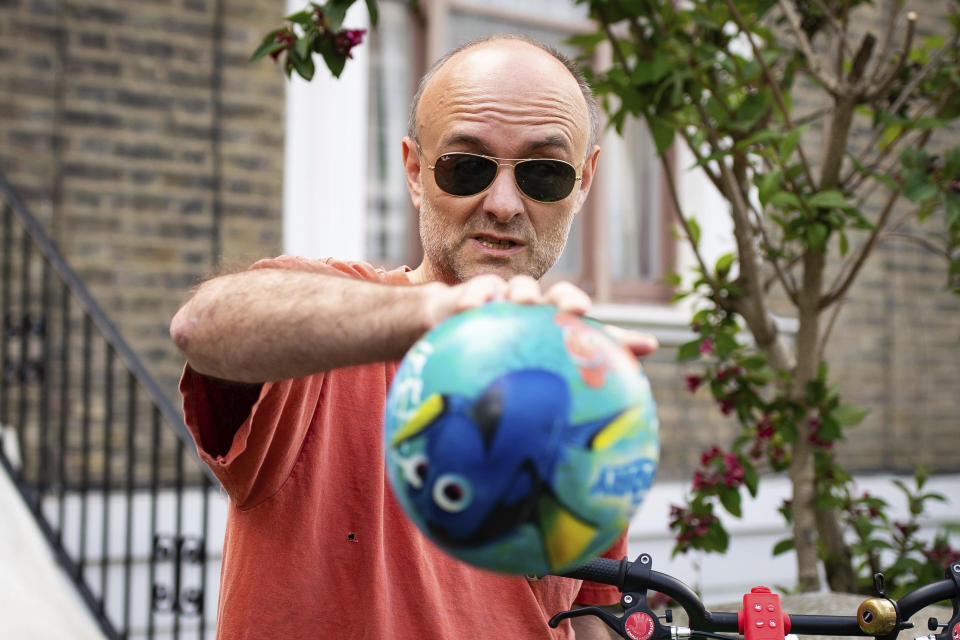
[{"xmin": 0, "ymin": 0, "xmax": 286, "ymax": 402}]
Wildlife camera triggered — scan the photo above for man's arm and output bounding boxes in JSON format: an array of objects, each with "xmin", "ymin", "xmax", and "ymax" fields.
[{"xmin": 170, "ymin": 269, "xmax": 641, "ymax": 384}]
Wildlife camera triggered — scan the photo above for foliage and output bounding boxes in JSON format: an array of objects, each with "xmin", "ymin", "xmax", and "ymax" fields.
[
  {"xmin": 250, "ymin": 0, "xmax": 377, "ymax": 79},
  {"xmin": 838, "ymin": 468, "xmax": 960, "ymax": 598}
]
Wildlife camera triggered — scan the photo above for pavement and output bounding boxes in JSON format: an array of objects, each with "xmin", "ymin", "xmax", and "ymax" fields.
[{"xmin": 0, "ymin": 461, "xmax": 106, "ymax": 640}]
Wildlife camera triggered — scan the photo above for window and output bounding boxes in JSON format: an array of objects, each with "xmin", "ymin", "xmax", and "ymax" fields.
[{"xmin": 362, "ymin": 0, "xmax": 673, "ymax": 303}]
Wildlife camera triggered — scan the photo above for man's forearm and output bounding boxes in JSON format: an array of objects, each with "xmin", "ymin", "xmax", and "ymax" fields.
[{"xmin": 170, "ymin": 269, "xmax": 442, "ymax": 383}]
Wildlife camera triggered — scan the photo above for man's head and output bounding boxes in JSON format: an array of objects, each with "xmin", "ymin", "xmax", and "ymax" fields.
[{"xmin": 402, "ymin": 36, "xmax": 602, "ymax": 285}]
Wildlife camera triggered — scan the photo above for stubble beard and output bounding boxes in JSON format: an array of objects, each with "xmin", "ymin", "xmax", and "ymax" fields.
[{"xmin": 418, "ymin": 196, "xmax": 575, "ymax": 285}]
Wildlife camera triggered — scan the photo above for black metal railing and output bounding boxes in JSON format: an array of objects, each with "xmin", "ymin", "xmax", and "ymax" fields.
[{"xmin": 0, "ymin": 172, "xmax": 219, "ymax": 640}]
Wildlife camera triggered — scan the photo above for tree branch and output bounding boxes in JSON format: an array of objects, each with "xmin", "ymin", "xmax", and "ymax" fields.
[
  {"xmin": 658, "ymin": 149, "xmax": 728, "ymax": 308},
  {"xmin": 777, "ymin": 0, "xmax": 839, "ymax": 95},
  {"xmin": 871, "ymin": 0, "xmax": 904, "ymax": 84},
  {"xmin": 864, "ymin": 12, "xmax": 915, "ymax": 101},
  {"xmin": 881, "ymin": 230, "xmax": 955, "ymax": 259},
  {"xmin": 820, "ymin": 187, "xmax": 900, "ymax": 309},
  {"xmin": 723, "ymin": 0, "xmax": 817, "ymax": 189}
]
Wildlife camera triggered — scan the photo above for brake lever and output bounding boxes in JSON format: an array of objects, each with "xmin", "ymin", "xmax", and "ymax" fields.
[
  {"xmin": 549, "ymin": 553, "xmax": 675, "ymax": 640},
  {"xmin": 930, "ymin": 562, "xmax": 960, "ymax": 640}
]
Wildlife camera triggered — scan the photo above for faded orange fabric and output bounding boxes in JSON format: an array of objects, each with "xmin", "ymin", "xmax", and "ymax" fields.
[{"xmin": 180, "ymin": 256, "xmax": 625, "ymax": 640}]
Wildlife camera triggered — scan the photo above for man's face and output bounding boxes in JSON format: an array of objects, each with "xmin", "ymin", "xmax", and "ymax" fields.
[{"xmin": 403, "ymin": 42, "xmax": 600, "ymax": 285}]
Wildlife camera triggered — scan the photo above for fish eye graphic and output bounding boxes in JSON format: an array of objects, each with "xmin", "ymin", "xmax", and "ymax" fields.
[
  {"xmin": 432, "ymin": 474, "xmax": 473, "ymax": 513},
  {"xmin": 398, "ymin": 453, "xmax": 429, "ymax": 490}
]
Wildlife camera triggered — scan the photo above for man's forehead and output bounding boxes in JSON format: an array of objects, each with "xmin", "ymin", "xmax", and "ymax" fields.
[{"xmin": 417, "ymin": 40, "xmax": 590, "ymax": 151}]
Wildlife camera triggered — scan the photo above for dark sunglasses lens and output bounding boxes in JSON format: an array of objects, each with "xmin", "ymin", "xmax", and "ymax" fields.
[
  {"xmin": 433, "ymin": 154, "xmax": 498, "ymax": 196},
  {"xmin": 515, "ymin": 160, "xmax": 577, "ymax": 202}
]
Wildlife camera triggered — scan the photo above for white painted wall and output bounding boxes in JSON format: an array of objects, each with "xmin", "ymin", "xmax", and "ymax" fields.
[{"xmin": 282, "ymin": 1, "xmax": 370, "ymax": 260}]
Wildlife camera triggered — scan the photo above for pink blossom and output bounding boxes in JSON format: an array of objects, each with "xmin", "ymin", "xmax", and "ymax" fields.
[{"xmin": 699, "ymin": 338, "xmax": 714, "ymax": 356}]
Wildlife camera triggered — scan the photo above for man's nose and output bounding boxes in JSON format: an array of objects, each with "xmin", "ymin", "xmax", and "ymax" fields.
[{"xmin": 481, "ymin": 165, "xmax": 525, "ymax": 223}]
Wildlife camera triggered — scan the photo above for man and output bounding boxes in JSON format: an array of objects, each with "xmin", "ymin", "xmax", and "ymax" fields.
[{"xmin": 170, "ymin": 35, "xmax": 657, "ymax": 639}]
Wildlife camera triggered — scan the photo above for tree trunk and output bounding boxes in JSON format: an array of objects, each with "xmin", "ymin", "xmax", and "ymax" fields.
[
  {"xmin": 790, "ymin": 249, "xmax": 827, "ymax": 592},
  {"xmin": 816, "ymin": 505, "xmax": 856, "ymax": 592}
]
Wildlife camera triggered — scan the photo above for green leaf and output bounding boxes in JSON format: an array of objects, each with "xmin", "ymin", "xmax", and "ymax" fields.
[
  {"xmin": 944, "ymin": 146, "xmax": 960, "ymax": 181},
  {"xmin": 880, "ymin": 122, "xmax": 903, "ymax": 150},
  {"xmin": 705, "ymin": 522, "xmax": 730, "ymax": 552},
  {"xmin": 832, "ymin": 404, "xmax": 869, "ymax": 427},
  {"xmin": 665, "ymin": 272, "xmax": 683, "ymax": 286},
  {"xmin": 818, "ymin": 416, "xmax": 842, "ymax": 441},
  {"xmin": 250, "ymin": 29, "xmax": 287, "ymax": 62},
  {"xmin": 757, "ymin": 170, "xmax": 782, "ymax": 208},
  {"xmin": 904, "ymin": 181, "xmax": 939, "ymax": 203},
  {"xmin": 650, "ymin": 116, "xmax": 675, "ymax": 155},
  {"xmin": 769, "ymin": 191, "xmax": 801, "ymax": 210},
  {"xmin": 316, "ymin": 35, "xmax": 347, "ymax": 78},
  {"xmin": 288, "ymin": 48, "xmax": 316, "ymax": 81},
  {"xmin": 778, "ymin": 127, "xmax": 803, "ymax": 164},
  {"xmin": 772, "ymin": 538, "xmax": 794, "ymax": 556},
  {"xmin": 364, "ymin": 0, "xmax": 379, "ymax": 26},
  {"xmin": 677, "ymin": 339, "xmax": 703, "ymax": 362},
  {"xmin": 324, "ymin": 1, "xmax": 350, "ymax": 32},
  {"xmin": 719, "ymin": 487, "xmax": 743, "ymax": 517},
  {"xmin": 740, "ymin": 354, "xmax": 766, "ymax": 370},
  {"xmin": 807, "ymin": 190, "xmax": 849, "ymax": 210},
  {"xmin": 806, "ymin": 222, "xmax": 829, "ymax": 252},
  {"xmin": 744, "ymin": 465, "xmax": 759, "ymax": 497},
  {"xmin": 715, "ymin": 253, "xmax": 736, "ymax": 278},
  {"xmin": 944, "ymin": 191, "xmax": 960, "ymax": 228},
  {"xmin": 687, "ymin": 217, "xmax": 701, "ymax": 246},
  {"xmin": 839, "ymin": 230, "xmax": 849, "ymax": 256},
  {"xmin": 733, "ymin": 92, "xmax": 769, "ymax": 131},
  {"xmin": 715, "ymin": 332, "xmax": 738, "ymax": 359},
  {"xmin": 295, "ymin": 33, "xmax": 312, "ymax": 60},
  {"xmin": 284, "ymin": 9, "xmax": 314, "ymax": 27}
]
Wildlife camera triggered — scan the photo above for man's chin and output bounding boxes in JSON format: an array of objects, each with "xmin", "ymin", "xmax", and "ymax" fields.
[{"xmin": 451, "ymin": 259, "xmax": 543, "ymax": 284}]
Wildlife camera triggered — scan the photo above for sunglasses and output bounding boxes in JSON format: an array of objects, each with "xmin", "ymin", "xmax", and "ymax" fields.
[{"xmin": 427, "ymin": 152, "xmax": 582, "ymax": 203}]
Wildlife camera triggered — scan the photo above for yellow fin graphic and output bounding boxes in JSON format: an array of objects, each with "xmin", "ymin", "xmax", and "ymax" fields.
[
  {"xmin": 591, "ymin": 407, "xmax": 642, "ymax": 451},
  {"xmin": 391, "ymin": 394, "xmax": 445, "ymax": 447},
  {"xmin": 538, "ymin": 494, "xmax": 597, "ymax": 571}
]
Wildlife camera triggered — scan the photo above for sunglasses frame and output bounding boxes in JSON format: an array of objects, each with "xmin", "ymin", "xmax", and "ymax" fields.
[{"xmin": 425, "ymin": 151, "xmax": 583, "ymax": 203}]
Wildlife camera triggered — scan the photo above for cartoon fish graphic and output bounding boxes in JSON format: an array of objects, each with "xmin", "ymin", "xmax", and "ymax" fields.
[{"xmin": 388, "ymin": 369, "xmax": 645, "ymax": 572}]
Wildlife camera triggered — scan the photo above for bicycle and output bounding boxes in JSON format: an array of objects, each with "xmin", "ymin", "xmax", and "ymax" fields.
[{"xmin": 549, "ymin": 553, "xmax": 960, "ymax": 640}]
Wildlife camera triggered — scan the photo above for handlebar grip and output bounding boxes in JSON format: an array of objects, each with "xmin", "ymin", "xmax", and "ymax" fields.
[{"xmin": 562, "ymin": 557, "xmax": 624, "ymax": 586}]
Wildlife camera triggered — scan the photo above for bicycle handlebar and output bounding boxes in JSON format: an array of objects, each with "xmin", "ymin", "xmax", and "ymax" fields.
[{"xmin": 552, "ymin": 554, "xmax": 960, "ymax": 640}]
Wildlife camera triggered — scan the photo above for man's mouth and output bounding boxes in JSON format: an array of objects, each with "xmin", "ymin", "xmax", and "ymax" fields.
[{"xmin": 475, "ymin": 236, "xmax": 516, "ymax": 250}]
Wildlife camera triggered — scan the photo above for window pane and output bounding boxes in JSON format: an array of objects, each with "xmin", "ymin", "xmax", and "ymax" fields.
[
  {"xmin": 450, "ymin": 1, "xmax": 589, "ymax": 26},
  {"xmin": 448, "ymin": 9, "xmax": 582, "ymax": 59},
  {"xmin": 604, "ymin": 117, "xmax": 662, "ymax": 281},
  {"xmin": 366, "ymin": 3, "xmax": 415, "ymax": 265}
]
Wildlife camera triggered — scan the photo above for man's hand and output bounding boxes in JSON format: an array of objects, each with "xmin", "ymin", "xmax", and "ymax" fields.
[{"xmin": 424, "ymin": 274, "xmax": 659, "ymax": 358}]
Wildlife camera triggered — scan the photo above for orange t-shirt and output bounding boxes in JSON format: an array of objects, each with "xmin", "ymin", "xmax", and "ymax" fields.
[{"xmin": 180, "ymin": 256, "xmax": 625, "ymax": 640}]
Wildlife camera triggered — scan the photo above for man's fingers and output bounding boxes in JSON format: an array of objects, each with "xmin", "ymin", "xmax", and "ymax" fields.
[
  {"xmin": 454, "ymin": 274, "xmax": 509, "ymax": 311},
  {"xmin": 605, "ymin": 325, "xmax": 659, "ymax": 358},
  {"xmin": 543, "ymin": 281, "xmax": 592, "ymax": 315},
  {"xmin": 506, "ymin": 275, "xmax": 542, "ymax": 305}
]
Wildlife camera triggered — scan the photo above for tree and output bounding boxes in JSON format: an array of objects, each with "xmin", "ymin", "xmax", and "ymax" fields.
[
  {"xmin": 256, "ymin": 0, "xmax": 960, "ymax": 593},
  {"xmin": 576, "ymin": 0, "xmax": 960, "ymax": 592}
]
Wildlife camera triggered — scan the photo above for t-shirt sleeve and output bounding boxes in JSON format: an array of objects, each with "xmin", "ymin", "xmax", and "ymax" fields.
[
  {"xmin": 573, "ymin": 531, "xmax": 629, "ymax": 606},
  {"xmin": 181, "ymin": 366, "xmax": 324, "ymax": 508},
  {"xmin": 178, "ymin": 256, "xmax": 389, "ymax": 508}
]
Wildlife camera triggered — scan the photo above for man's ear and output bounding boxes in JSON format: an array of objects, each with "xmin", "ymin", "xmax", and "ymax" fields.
[
  {"xmin": 402, "ymin": 136, "xmax": 423, "ymax": 210},
  {"xmin": 573, "ymin": 144, "xmax": 601, "ymax": 213}
]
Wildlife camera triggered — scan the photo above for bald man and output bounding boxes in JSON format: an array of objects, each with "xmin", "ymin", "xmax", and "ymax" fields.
[{"xmin": 171, "ymin": 36, "xmax": 656, "ymax": 639}]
